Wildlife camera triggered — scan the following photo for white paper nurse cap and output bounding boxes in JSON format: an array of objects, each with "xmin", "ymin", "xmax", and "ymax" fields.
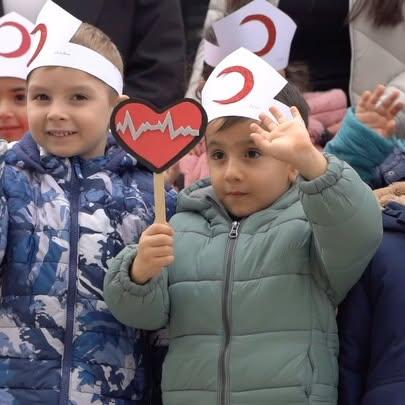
[
  {"xmin": 202, "ymin": 47, "xmax": 292, "ymax": 123},
  {"xmin": 204, "ymin": 0, "xmax": 296, "ymax": 71},
  {"xmin": 27, "ymin": 0, "xmax": 123, "ymax": 94},
  {"xmin": 0, "ymin": 12, "xmax": 35, "ymax": 79}
]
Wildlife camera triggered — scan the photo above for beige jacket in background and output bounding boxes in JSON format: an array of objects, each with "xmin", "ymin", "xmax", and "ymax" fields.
[{"xmin": 187, "ymin": 0, "xmax": 405, "ymax": 135}]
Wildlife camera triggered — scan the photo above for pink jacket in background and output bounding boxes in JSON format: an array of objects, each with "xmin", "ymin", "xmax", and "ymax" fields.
[
  {"xmin": 304, "ymin": 89, "xmax": 348, "ymax": 144},
  {"xmin": 179, "ymin": 141, "xmax": 210, "ymax": 188}
]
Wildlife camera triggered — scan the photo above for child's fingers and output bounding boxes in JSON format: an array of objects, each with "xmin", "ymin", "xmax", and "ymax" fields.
[
  {"xmin": 369, "ymin": 85, "xmax": 386, "ymax": 106},
  {"xmin": 394, "ymin": 195, "xmax": 405, "ymax": 206},
  {"xmin": 250, "ymin": 132, "xmax": 270, "ymax": 149},
  {"xmin": 146, "ymin": 234, "xmax": 174, "ymax": 248},
  {"xmin": 357, "ymin": 90, "xmax": 372, "ymax": 111},
  {"xmin": 250, "ymin": 122, "xmax": 270, "ymax": 137},
  {"xmin": 391, "ymin": 182, "xmax": 405, "ymax": 196},
  {"xmin": 144, "ymin": 223, "xmax": 174, "ymax": 237},
  {"xmin": 378, "ymin": 193, "xmax": 395, "ymax": 207},
  {"xmin": 250, "ymin": 129, "xmax": 283, "ymax": 148},
  {"xmin": 269, "ymin": 106, "xmax": 289, "ymax": 124},
  {"xmin": 380, "ymin": 90, "xmax": 400, "ymax": 110},
  {"xmin": 388, "ymin": 101, "xmax": 404, "ymax": 118},
  {"xmin": 290, "ymin": 106, "xmax": 306, "ymax": 127},
  {"xmin": 290, "ymin": 106, "xmax": 301, "ymax": 119},
  {"xmin": 250, "ymin": 121, "xmax": 283, "ymax": 143},
  {"xmin": 149, "ymin": 245, "xmax": 174, "ymax": 258},
  {"xmin": 376, "ymin": 91, "xmax": 401, "ymax": 117},
  {"xmin": 251, "ymin": 128, "xmax": 286, "ymax": 149},
  {"xmin": 250, "ymin": 123, "xmax": 277, "ymax": 142},
  {"xmin": 374, "ymin": 185, "xmax": 392, "ymax": 199},
  {"xmin": 258, "ymin": 112, "xmax": 278, "ymax": 132}
]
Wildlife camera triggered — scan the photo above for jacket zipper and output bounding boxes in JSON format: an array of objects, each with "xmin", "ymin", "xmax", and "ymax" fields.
[
  {"xmin": 218, "ymin": 220, "xmax": 240, "ymax": 405},
  {"xmin": 59, "ymin": 163, "xmax": 80, "ymax": 405}
]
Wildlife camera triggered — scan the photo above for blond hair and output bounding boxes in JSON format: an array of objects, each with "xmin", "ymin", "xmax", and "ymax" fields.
[{"xmin": 70, "ymin": 23, "xmax": 124, "ymax": 77}]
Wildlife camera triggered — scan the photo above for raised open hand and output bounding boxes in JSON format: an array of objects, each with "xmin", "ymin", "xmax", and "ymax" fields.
[
  {"xmin": 250, "ymin": 106, "xmax": 327, "ymax": 180},
  {"xmin": 357, "ymin": 85, "xmax": 404, "ymax": 138}
]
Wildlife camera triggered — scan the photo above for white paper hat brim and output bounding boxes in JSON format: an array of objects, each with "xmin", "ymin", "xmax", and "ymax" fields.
[{"xmin": 28, "ymin": 43, "xmax": 123, "ymax": 94}]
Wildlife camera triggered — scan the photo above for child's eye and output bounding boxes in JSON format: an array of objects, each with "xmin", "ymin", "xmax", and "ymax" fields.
[
  {"xmin": 33, "ymin": 94, "xmax": 49, "ymax": 101},
  {"xmin": 211, "ymin": 151, "xmax": 225, "ymax": 160},
  {"xmin": 14, "ymin": 93, "xmax": 26, "ymax": 104},
  {"xmin": 72, "ymin": 94, "xmax": 88, "ymax": 101},
  {"xmin": 246, "ymin": 149, "xmax": 262, "ymax": 159}
]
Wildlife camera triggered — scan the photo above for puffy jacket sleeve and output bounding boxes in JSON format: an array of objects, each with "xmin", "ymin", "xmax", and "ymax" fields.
[
  {"xmin": 299, "ymin": 153, "xmax": 382, "ymax": 304},
  {"xmin": 0, "ymin": 140, "xmax": 8, "ymax": 267},
  {"xmin": 325, "ymin": 108, "xmax": 395, "ymax": 184},
  {"xmin": 103, "ymin": 244, "xmax": 169, "ymax": 330},
  {"xmin": 337, "ymin": 272, "xmax": 371, "ymax": 405}
]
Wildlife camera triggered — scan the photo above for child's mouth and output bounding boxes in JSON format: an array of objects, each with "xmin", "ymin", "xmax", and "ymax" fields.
[
  {"xmin": 0, "ymin": 126, "xmax": 21, "ymax": 131},
  {"xmin": 227, "ymin": 191, "xmax": 248, "ymax": 197},
  {"xmin": 47, "ymin": 130, "xmax": 77, "ymax": 137}
]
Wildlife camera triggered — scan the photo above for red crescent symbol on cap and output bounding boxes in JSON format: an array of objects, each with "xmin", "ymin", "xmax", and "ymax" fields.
[
  {"xmin": 240, "ymin": 14, "xmax": 277, "ymax": 57},
  {"xmin": 27, "ymin": 23, "xmax": 48, "ymax": 66},
  {"xmin": 0, "ymin": 21, "xmax": 31, "ymax": 58},
  {"xmin": 213, "ymin": 65, "xmax": 254, "ymax": 105}
]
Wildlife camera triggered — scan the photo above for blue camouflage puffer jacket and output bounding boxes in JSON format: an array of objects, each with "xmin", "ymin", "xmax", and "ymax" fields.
[{"xmin": 0, "ymin": 134, "xmax": 176, "ymax": 404}]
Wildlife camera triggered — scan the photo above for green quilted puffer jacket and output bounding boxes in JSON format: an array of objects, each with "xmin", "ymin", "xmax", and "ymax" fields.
[{"xmin": 104, "ymin": 155, "xmax": 382, "ymax": 405}]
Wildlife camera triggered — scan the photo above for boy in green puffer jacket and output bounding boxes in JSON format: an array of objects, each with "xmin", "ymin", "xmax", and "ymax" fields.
[{"xmin": 104, "ymin": 49, "xmax": 382, "ymax": 405}]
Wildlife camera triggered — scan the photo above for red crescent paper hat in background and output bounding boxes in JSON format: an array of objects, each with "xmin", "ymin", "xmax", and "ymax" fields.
[
  {"xmin": 0, "ymin": 12, "xmax": 35, "ymax": 79},
  {"xmin": 202, "ymin": 47, "xmax": 292, "ymax": 123},
  {"xmin": 204, "ymin": 0, "xmax": 296, "ymax": 71}
]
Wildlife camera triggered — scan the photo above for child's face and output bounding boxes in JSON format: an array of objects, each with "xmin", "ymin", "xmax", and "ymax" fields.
[
  {"xmin": 27, "ymin": 67, "xmax": 122, "ymax": 159},
  {"xmin": 206, "ymin": 118, "xmax": 296, "ymax": 218},
  {"xmin": 0, "ymin": 77, "xmax": 28, "ymax": 142}
]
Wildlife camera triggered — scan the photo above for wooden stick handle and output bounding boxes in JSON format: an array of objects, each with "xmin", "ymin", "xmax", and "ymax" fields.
[{"xmin": 154, "ymin": 172, "xmax": 166, "ymax": 223}]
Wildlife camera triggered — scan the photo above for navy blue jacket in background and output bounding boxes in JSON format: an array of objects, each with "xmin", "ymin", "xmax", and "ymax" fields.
[
  {"xmin": 0, "ymin": 0, "xmax": 186, "ymax": 108},
  {"xmin": 338, "ymin": 202, "xmax": 405, "ymax": 405}
]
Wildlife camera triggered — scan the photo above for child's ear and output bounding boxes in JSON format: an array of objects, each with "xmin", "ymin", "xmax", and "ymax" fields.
[
  {"xmin": 110, "ymin": 93, "xmax": 129, "ymax": 107},
  {"xmin": 116, "ymin": 94, "xmax": 129, "ymax": 105}
]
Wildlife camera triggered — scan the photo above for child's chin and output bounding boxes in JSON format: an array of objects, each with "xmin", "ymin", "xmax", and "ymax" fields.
[
  {"xmin": 1, "ymin": 131, "xmax": 24, "ymax": 143},
  {"xmin": 227, "ymin": 206, "xmax": 252, "ymax": 219},
  {"xmin": 43, "ymin": 145, "xmax": 78, "ymax": 158}
]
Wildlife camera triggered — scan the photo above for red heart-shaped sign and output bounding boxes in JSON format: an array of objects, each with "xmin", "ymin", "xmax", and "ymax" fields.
[{"xmin": 110, "ymin": 98, "xmax": 207, "ymax": 173}]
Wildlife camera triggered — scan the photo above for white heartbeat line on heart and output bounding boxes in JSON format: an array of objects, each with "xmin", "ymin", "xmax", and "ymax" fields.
[{"xmin": 116, "ymin": 110, "xmax": 200, "ymax": 141}]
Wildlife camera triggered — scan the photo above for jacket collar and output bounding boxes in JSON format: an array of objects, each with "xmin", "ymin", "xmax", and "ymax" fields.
[
  {"xmin": 177, "ymin": 179, "xmax": 303, "ymax": 231},
  {"xmin": 5, "ymin": 132, "xmax": 139, "ymax": 180}
]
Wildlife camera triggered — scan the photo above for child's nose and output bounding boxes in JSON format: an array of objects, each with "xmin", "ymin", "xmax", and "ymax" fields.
[
  {"xmin": 47, "ymin": 101, "xmax": 68, "ymax": 121},
  {"xmin": 224, "ymin": 158, "xmax": 243, "ymax": 181}
]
